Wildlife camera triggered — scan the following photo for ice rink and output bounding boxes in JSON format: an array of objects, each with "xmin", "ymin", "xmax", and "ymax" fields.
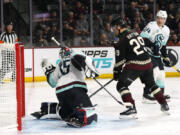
[{"xmin": 1, "ymin": 77, "xmax": 180, "ymax": 135}]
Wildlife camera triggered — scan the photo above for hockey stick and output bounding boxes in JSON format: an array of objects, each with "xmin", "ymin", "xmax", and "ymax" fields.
[
  {"xmin": 172, "ymin": 66, "xmax": 180, "ymax": 73},
  {"xmin": 89, "ymin": 79, "xmax": 114, "ymax": 98},
  {"xmin": 93, "ymin": 78, "xmax": 131, "ymax": 107},
  {"xmin": 51, "ymin": 37, "xmax": 66, "ymax": 48}
]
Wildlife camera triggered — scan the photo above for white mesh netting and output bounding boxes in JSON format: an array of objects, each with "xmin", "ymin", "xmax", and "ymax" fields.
[{"xmin": 0, "ymin": 44, "xmax": 17, "ymax": 129}]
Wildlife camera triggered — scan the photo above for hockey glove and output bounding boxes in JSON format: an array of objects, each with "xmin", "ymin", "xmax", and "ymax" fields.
[
  {"xmin": 163, "ymin": 57, "xmax": 172, "ymax": 67},
  {"xmin": 113, "ymin": 67, "xmax": 120, "ymax": 81}
]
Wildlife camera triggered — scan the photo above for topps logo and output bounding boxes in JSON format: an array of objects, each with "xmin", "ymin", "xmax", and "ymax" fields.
[
  {"xmin": 82, "ymin": 50, "xmax": 108, "ymax": 57},
  {"xmin": 81, "ymin": 49, "xmax": 113, "ymax": 68}
]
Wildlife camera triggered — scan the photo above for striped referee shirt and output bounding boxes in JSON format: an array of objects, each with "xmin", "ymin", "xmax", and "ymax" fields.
[{"xmin": 0, "ymin": 31, "xmax": 18, "ymax": 44}]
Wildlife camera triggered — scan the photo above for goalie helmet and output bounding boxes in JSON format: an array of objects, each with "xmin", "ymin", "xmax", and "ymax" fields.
[
  {"xmin": 164, "ymin": 49, "xmax": 179, "ymax": 67},
  {"xmin": 59, "ymin": 47, "xmax": 72, "ymax": 60}
]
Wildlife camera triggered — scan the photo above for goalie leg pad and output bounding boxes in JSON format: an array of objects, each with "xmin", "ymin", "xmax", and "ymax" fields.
[
  {"xmin": 41, "ymin": 102, "xmax": 59, "ymax": 114},
  {"xmin": 67, "ymin": 107, "xmax": 97, "ymax": 127},
  {"xmin": 31, "ymin": 102, "xmax": 61, "ymax": 119}
]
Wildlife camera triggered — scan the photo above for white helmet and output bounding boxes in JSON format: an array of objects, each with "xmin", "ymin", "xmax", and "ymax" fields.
[{"xmin": 156, "ymin": 10, "xmax": 167, "ymax": 19}]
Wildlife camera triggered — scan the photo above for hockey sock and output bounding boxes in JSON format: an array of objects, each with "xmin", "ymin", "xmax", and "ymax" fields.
[
  {"xmin": 161, "ymin": 88, "xmax": 164, "ymax": 94},
  {"xmin": 152, "ymin": 88, "xmax": 166, "ymax": 104},
  {"xmin": 120, "ymin": 89, "xmax": 135, "ymax": 105}
]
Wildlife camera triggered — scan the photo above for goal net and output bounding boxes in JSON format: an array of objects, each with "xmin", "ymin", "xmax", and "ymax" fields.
[{"xmin": 0, "ymin": 43, "xmax": 25, "ymax": 131}]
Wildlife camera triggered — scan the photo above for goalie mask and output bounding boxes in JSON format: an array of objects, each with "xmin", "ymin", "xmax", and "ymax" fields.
[
  {"xmin": 59, "ymin": 47, "xmax": 72, "ymax": 60},
  {"xmin": 164, "ymin": 49, "xmax": 179, "ymax": 67}
]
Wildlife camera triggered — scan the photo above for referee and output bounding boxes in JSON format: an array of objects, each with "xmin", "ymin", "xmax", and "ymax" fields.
[
  {"xmin": 0, "ymin": 21, "xmax": 18, "ymax": 83},
  {"xmin": 0, "ymin": 21, "xmax": 18, "ymax": 43}
]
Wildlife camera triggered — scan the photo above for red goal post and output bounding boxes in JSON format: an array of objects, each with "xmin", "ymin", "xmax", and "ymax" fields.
[{"xmin": 16, "ymin": 43, "xmax": 25, "ymax": 130}]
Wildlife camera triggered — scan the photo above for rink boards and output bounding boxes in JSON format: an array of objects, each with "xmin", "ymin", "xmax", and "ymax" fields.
[{"xmin": 23, "ymin": 46, "xmax": 180, "ymax": 82}]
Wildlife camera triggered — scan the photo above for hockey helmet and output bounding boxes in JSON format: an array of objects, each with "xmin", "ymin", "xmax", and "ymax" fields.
[
  {"xmin": 156, "ymin": 10, "xmax": 167, "ymax": 19},
  {"xmin": 111, "ymin": 16, "xmax": 127, "ymax": 28},
  {"xmin": 164, "ymin": 49, "xmax": 179, "ymax": 67},
  {"xmin": 59, "ymin": 47, "xmax": 72, "ymax": 59}
]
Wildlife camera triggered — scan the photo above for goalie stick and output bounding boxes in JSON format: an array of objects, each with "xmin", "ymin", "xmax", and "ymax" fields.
[{"xmin": 51, "ymin": 37, "xmax": 66, "ymax": 48}]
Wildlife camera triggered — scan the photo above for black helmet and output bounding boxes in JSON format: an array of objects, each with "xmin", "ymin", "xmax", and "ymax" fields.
[{"xmin": 111, "ymin": 16, "xmax": 127, "ymax": 28}]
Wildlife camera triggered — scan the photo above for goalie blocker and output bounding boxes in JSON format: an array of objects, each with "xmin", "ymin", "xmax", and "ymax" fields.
[{"xmin": 32, "ymin": 47, "xmax": 98, "ymax": 127}]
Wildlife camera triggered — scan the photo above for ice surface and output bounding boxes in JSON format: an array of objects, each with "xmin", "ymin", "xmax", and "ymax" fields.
[{"xmin": 1, "ymin": 78, "xmax": 180, "ymax": 135}]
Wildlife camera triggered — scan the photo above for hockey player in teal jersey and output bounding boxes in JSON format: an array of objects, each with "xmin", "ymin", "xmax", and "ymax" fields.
[{"xmin": 140, "ymin": 10, "xmax": 171, "ymax": 103}]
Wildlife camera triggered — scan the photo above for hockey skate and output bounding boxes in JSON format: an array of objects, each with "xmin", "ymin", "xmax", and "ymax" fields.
[
  {"xmin": 143, "ymin": 93, "xmax": 171, "ymax": 104},
  {"xmin": 161, "ymin": 102, "xmax": 170, "ymax": 115},
  {"xmin": 142, "ymin": 94, "xmax": 157, "ymax": 104},
  {"xmin": 119, "ymin": 104, "xmax": 137, "ymax": 119}
]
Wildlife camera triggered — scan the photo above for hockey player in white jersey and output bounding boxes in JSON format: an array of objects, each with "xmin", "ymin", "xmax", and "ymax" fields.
[
  {"xmin": 31, "ymin": 47, "xmax": 98, "ymax": 127},
  {"xmin": 140, "ymin": 10, "xmax": 171, "ymax": 103}
]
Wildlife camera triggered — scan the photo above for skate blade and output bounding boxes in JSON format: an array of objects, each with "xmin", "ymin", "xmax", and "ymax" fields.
[
  {"xmin": 162, "ymin": 110, "xmax": 170, "ymax": 115},
  {"xmin": 142, "ymin": 98, "xmax": 157, "ymax": 104},
  {"xmin": 119, "ymin": 114, "xmax": 138, "ymax": 120}
]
